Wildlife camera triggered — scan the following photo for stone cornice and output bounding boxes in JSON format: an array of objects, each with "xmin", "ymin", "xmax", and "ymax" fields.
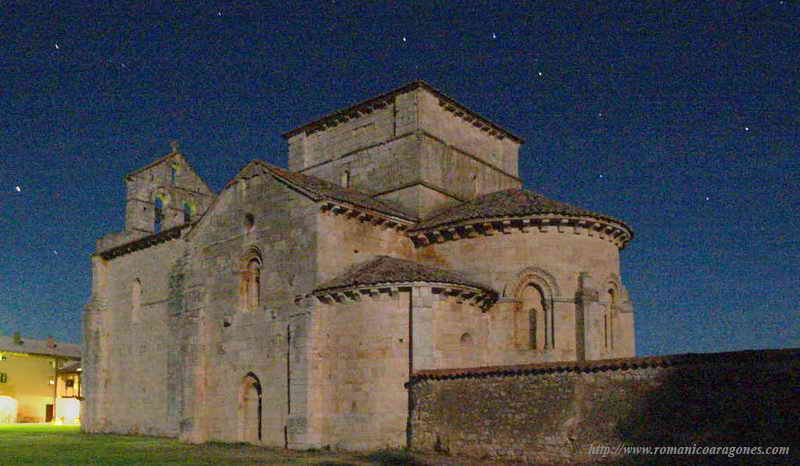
[
  {"xmin": 320, "ymin": 201, "xmax": 414, "ymax": 231},
  {"xmin": 282, "ymin": 80, "xmax": 524, "ymax": 143},
  {"xmin": 406, "ymin": 348, "xmax": 800, "ymax": 385},
  {"xmin": 310, "ymin": 282, "xmax": 497, "ymax": 310},
  {"xmin": 408, "ymin": 215, "xmax": 633, "ymax": 249}
]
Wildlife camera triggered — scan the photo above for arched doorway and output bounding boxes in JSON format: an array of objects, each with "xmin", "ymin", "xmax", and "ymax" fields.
[{"xmin": 238, "ymin": 372, "xmax": 262, "ymax": 444}]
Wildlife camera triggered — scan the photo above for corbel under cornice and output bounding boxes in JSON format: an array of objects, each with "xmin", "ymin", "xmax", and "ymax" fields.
[
  {"xmin": 307, "ymin": 281, "xmax": 497, "ymax": 310},
  {"xmin": 320, "ymin": 201, "xmax": 414, "ymax": 231},
  {"xmin": 408, "ymin": 215, "xmax": 633, "ymax": 249}
]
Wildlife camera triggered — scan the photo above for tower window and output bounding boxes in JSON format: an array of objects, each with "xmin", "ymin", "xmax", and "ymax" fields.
[
  {"xmin": 154, "ymin": 197, "xmax": 164, "ymax": 233},
  {"xmin": 170, "ymin": 162, "xmax": 180, "ymax": 184},
  {"xmin": 341, "ymin": 169, "xmax": 351, "ymax": 188},
  {"xmin": 183, "ymin": 203, "xmax": 194, "ymax": 223}
]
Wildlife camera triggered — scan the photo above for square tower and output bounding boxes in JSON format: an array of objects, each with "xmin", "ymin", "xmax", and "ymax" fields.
[{"xmin": 283, "ymin": 81, "xmax": 524, "ymax": 218}]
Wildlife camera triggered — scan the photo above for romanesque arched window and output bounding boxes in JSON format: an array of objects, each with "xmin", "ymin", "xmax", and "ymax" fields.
[
  {"xmin": 511, "ymin": 267, "xmax": 559, "ymax": 351},
  {"xmin": 240, "ymin": 250, "xmax": 262, "ymax": 312},
  {"xmin": 518, "ymin": 284, "xmax": 546, "ymax": 350},
  {"xmin": 132, "ymin": 278, "xmax": 142, "ymax": 323}
]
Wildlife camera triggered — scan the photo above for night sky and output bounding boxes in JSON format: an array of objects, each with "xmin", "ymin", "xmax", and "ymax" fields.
[{"xmin": 1, "ymin": 2, "xmax": 797, "ymax": 355}]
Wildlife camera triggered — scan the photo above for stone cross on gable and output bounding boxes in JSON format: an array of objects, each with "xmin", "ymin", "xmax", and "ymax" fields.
[{"xmin": 170, "ymin": 140, "xmax": 180, "ymax": 154}]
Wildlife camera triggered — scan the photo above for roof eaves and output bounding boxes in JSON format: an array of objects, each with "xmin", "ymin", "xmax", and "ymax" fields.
[
  {"xmin": 282, "ymin": 80, "xmax": 524, "ymax": 143},
  {"xmin": 314, "ymin": 280, "xmax": 494, "ymax": 296},
  {"xmin": 256, "ymin": 161, "xmax": 416, "ymax": 222},
  {"xmin": 411, "ymin": 212, "xmax": 633, "ymax": 235}
]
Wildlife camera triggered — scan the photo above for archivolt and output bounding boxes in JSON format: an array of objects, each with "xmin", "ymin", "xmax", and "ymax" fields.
[
  {"xmin": 603, "ymin": 273, "xmax": 623, "ymax": 304},
  {"xmin": 508, "ymin": 266, "xmax": 560, "ymax": 300}
]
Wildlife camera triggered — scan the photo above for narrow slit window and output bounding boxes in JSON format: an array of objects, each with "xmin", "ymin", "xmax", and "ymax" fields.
[
  {"xmin": 154, "ymin": 197, "xmax": 164, "ymax": 233},
  {"xmin": 170, "ymin": 162, "xmax": 179, "ymax": 184},
  {"xmin": 132, "ymin": 278, "xmax": 142, "ymax": 323}
]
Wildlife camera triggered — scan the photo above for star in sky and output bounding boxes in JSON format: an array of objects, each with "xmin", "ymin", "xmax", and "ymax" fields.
[
  {"xmin": 54, "ymin": 43, "xmax": 60, "ymax": 50},
  {"xmin": 15, "ymin": 186, "xmax": 21, "ymax": 192}
]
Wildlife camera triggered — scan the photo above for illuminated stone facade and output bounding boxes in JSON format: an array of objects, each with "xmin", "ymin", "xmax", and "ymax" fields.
[{"xmin": 84, "ymin": 81, "xmax": 635, "ymax": 449}]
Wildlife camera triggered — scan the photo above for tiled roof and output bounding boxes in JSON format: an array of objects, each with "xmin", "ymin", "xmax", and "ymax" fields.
[
  {"xmin": 407, "ymin": 348, "xmax": 800, "ymax": 385},
  {"xmin": 314, "ymin": 256, "xmax": 494, "ymax": 294},
  {"xmin": 0, "ymin": 336, "xmax": 80, "ymax": 359},
  {"xmin": 411, "ymin": 188, "xmax": 630, "ymax": 232},
  {"xmin": 98, "ymin": 223, "xmax": 190, "ymax": 260},
  {"xmin": 257, "ymin": 161, "xmax": 417, "ymax": 221}
]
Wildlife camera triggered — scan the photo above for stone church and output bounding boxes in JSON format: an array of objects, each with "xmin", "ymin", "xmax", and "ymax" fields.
[{"xmin": 83, "ymin": 81, "xmax": 635, "ymax": 449}]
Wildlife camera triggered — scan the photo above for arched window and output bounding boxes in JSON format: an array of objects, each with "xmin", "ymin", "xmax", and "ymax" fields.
[
  {"xmin": 340, "ymin": 169, "xmax": 351, "ymax": 188},
  {"xmin": 605, "ymin": 287, "xmax": 617, "ymax": 352},
  {"xmin": 517, "ymin": 284, "xmax": 547, "ymax": 350},
  {"xmin": 154, "ymin": 197, "xmax": 164, "ymax": 233},
  {"xmin": 132, "ymin": 279, "xmax": 142, "ymax": 323},
  {"xmin": 511, "ymin": 267, "xmax": 559, "ymax": 352},
  {"xmin": 240, "ymin": 251, "xmax": 262, "ymax": 312},
  {"xmin": 247, "ymin": 259, "xmax": 261, "ymax": 310}
]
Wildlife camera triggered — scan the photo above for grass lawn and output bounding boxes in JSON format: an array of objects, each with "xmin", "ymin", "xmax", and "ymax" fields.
[{"xmin": 0, "ymin": 425, "xmax": 423, "ymax": 465}]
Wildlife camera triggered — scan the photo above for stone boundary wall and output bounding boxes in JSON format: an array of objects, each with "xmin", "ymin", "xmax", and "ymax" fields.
[{"xmin": 407, "ymin": 349, "xmax": 800, "ymax": 465}]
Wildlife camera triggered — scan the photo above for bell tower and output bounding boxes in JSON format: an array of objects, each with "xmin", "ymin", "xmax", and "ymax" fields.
[
  {"xmin": 124, "ymin": 142, "xmax": 215, "ymax": 234},
  {"xmin": 283, "ymin": 81, "xmax": 524, "ymax": 218}
]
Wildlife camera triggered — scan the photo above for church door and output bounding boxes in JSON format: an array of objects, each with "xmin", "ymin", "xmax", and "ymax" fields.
[{"xmin": 238, "ymin": 373, "xmax": 262, "ymax": 444}]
